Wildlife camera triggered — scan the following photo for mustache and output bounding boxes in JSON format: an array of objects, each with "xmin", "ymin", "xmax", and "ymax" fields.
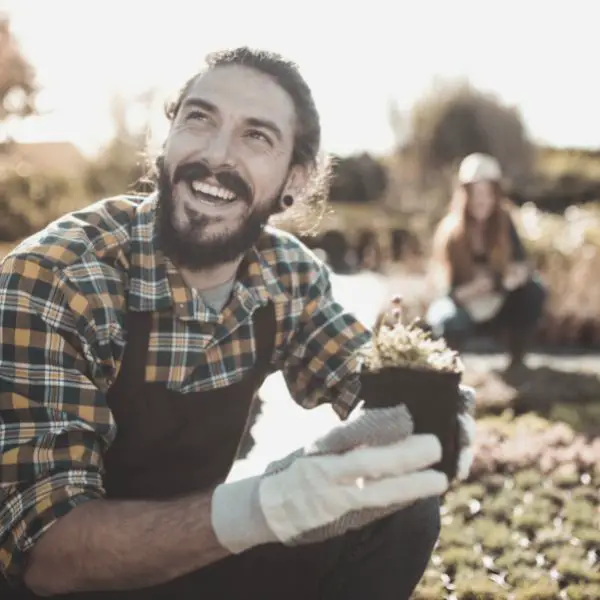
[{"xmin": 173, "ymin": 161, "xmax": 252, "ymax": 204}]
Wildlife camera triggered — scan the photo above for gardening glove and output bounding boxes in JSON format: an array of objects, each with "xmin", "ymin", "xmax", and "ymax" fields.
[
  {"xmin": 259, "ymin": 403, "xmax": 423, "ymax": 545},
  {"xmin": 266, "ymin": 386, "xmax": 475, "ymax": 544},
  {"xmin": 456, "ymin": 384, "xmax": 477, "ymax": 481},
  {"xmin": 211, "ymin": 405, "xmax": 448, "ymax": 554}
]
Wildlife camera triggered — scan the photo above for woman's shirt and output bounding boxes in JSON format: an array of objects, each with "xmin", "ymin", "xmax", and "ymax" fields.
[{"xmin": 449, "ymin": 216, "xmax": 527, "ymax": 293}]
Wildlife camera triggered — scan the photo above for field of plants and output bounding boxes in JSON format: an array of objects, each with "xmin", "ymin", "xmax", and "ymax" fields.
[
  {"xmin": 414, "ymin": 360, "xmax": 600, "ymax": 599},
  {"xmin": 417, "ymin": 422, "xmax": 599, "ymax": 598}
]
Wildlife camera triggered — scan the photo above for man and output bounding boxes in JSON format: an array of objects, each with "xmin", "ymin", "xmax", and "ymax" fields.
[{"xmin": 0, "ymin": 47, "xmax": 475, "ymax": 599}]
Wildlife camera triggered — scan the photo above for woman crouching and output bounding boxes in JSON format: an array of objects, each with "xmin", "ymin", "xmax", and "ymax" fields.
[{"xmin": 425, "ymin": 153, "xmax": 547, "ymax": 370}]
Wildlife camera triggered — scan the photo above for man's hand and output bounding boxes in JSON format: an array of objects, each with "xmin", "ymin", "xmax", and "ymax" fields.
[
  {"xmin": 260, "ymin": 434, "xmax": 446, "ymax": 544},
  {"xmin": 307, "ymin": 386, "xmax": 474, "ymax": 484},
  {"xmin": 298, "ymin": 385, "xmax": 476, "ymax": 484},
  {"xmin": 268, "ymin": 388, "xmax": 475, "ymax": 546},
  {"xmin": 211, "ymin": 404, "xmax": 447, "ymax": 552}
]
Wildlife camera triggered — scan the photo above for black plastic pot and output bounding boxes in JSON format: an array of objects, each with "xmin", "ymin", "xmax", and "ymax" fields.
[{"xmin": 359, "ymin": 366, "xmax": 462, "ymax": 480}]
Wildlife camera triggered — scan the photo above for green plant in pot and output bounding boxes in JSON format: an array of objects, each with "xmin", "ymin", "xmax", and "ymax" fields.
[{"xmin": 357, "ymin": 298, "xmax": 464, "ymax": 481}]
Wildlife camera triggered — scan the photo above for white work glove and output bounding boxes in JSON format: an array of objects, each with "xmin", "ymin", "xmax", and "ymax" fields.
[
  {"xmin": 261, "ymin": 384, "xmax": 476, "ymax": 545},
  {"xmin": 211, "ymin": 404, "xmax": 447, "ymax": 554}
]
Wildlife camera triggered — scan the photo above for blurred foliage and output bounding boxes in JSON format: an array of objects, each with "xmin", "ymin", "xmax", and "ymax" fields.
[
  {"xmin": 515, "ymin": 203, "xmax": 600, "ymax": 325},
  {"xmin": 414, "ymin": 412, "xmax": 600, "ymax": 599},
  {"xmin": 402, "ymin": 79, "xmax": 534, "ymax": 188},
  {"xmin": 510, "ymin": 146, "xmax": 600, "ymax": 213},
  {"xmin": 328, "ymin": 152, "xmax": 388, "ymax": 203},
  {"xmin": 0, "ymin": 16, "xmax": 37, "ymax": 124},
  {"xmin": 0, "ymin": 166, "xmax": 84, "ymax": 241},
  {"xmin": 84, "ymin": 93, "xmax": 155, "ymax": 200},
  {"xmin": 0, "ymin": 91, "xmax": 155, "ymax": 243}
]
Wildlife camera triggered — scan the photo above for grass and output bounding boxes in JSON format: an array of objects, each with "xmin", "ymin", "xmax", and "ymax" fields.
[{"xmin": 414, "ymin": 412, "xmax": 600, "ymax": 599}]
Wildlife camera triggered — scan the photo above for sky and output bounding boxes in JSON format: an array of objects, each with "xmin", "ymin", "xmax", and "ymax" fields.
[{"xmin": 2, "ymin": 0, "xmax": 599, "ymax": 158}]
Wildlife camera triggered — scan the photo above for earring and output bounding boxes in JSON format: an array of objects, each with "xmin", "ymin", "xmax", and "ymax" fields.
[{"xmin": 280, "ymin": 194, "xmax": 294, "ymax": 210}]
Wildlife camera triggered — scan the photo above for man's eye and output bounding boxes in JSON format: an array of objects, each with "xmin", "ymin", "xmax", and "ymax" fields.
[
  {"xmin": 247, "ymin": 130, "xmax": 271, "ymax": 145},
  {"xmin": 187, "ymin": 110, "xmax": 208, "ymax": 121}
]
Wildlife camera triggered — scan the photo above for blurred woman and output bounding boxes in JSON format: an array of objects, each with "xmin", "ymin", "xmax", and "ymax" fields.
[{"xmin": 425, "ymin": 153, "xmax": 547, "ymax": 369}]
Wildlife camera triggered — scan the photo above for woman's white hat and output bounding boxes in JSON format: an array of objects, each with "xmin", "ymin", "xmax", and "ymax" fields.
[{"xmin": 458, "ymin": 153, "xmax": 502, "ymax": 184}]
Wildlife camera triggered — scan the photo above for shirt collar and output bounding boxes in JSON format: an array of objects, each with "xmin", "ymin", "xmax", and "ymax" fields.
[
  {"xmin": 127, "ymin": 194, "xmax": 172, "ymax": 312},
  {"xmin": 127, "ymin": 194, "xmax": 287, "ymax": 318}
]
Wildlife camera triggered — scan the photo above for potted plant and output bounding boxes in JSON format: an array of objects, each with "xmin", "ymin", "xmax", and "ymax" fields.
[{"xmin": 357, "ymin": 298, "xmax": 464, "ymax": 480}]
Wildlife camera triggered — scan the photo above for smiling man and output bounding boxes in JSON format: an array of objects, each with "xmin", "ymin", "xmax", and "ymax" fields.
[{"xmin": 0, "ymin": 48, "xmax": 475, "ymax": 599}]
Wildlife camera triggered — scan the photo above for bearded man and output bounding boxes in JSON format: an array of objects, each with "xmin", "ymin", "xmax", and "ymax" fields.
[{"xmin": 0, "ymin": 47, "xmax": 475, "ymax": 599}]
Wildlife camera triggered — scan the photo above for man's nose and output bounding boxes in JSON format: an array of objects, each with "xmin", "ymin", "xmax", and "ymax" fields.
[{"xmin": 202, "ymin": 130, "xmax": 235, "ymax": 170}]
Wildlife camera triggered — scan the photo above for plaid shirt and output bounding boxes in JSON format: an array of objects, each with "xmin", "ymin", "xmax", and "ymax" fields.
[{"xmin": 0, "ymin": 194, "xmax": 370, "ymax": 579}]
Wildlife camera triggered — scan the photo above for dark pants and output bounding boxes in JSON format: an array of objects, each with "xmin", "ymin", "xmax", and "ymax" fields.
[
  {"xmin": 158, "ymin": 496, "xmax": 441, "ymax": 600},
  {"xmin": 5, "ymin": 497, "xmax": 440, "ymax": 600},
  {"xmin": 318, "ymin": 497, "xmax": 441, "ymax": 599},
  {"xmin": 426, "ymin": 277, "xmax": 547, "ymax": 359}
]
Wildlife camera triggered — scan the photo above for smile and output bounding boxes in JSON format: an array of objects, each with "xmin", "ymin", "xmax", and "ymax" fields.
[{"xmin": 190, "ymin": 180, "xmax": 237, "ymax": 204}]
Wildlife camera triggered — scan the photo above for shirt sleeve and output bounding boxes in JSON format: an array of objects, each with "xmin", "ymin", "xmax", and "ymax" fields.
[
  {"xmin": 0, "ymin": 256, "xmax": 117, "ymax": 582},
  {"xmin": 279, "ymin": 260, "xmax": 371, "ymax": 420}
]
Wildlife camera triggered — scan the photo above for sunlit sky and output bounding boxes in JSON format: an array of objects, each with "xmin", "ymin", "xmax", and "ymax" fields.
[{"xmin": 3, "ymin": 0, "xmax": 599, "ymax": 158}]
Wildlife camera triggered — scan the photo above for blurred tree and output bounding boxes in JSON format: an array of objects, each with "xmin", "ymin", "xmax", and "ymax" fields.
[
  {"xmin": 406, "ymin": 79, "xmax": 533, "ymax": 188},
  {"xmin": 329, "ymin": 152, "xmax": 388, "ymax": 203},
  {"xmin": 0, "ymin": 16, "xmax": 37, "ymax": 125},
  {"xmin": 85, "ymin": 91, "xmax": 156, "ymax": 199},
  {"xmin": 387, "ymin": 98, "xmax": 411, "ymax": 151}
]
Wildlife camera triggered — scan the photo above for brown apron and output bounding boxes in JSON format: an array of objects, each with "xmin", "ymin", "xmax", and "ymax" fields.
[
  {"xmin": 103, "ymin": 302, "xmax": 276, "ymax": 500},
  {"xmin": 92, "ymin": 301, "xmax": 323, "ymax": 599}
]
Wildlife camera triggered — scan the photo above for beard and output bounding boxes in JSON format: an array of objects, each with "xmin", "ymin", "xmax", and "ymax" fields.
[{"xmin": 154, "ymin": 156, "xmax": 283, "ymax": 271}]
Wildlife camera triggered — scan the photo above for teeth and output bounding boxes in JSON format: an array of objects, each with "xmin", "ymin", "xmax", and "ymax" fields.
[{"xmin": 190, "ymin": 180, "xmax": 236, "ymax": 201}]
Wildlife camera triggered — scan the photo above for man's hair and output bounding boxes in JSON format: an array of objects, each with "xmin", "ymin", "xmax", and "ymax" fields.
[{"xmin": 162, "ymin": 47, "xmax": 332, "ymax": 234}]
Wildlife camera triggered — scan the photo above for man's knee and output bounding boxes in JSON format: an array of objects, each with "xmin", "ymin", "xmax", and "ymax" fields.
[
  {"xmin": 374, "ymin": 496, "xmax": 441, "ymax": 557},
  {"xmin": 318, "ymin": 498, "xmax": 442, "ymax": 599},
  {"xmin": 394, "ymin": 497, "xmax": 440, "ymax": 548}
]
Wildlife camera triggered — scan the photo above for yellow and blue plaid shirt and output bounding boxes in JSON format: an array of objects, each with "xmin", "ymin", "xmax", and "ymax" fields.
[{"xmin": 0, "ymin": 194, "xmax": 370, "ymax": 579}]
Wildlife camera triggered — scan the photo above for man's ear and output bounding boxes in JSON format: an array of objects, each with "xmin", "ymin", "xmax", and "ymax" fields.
[{"xmin": 283, "ymin": 163, "xmax": 310, "ymax": 198}]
